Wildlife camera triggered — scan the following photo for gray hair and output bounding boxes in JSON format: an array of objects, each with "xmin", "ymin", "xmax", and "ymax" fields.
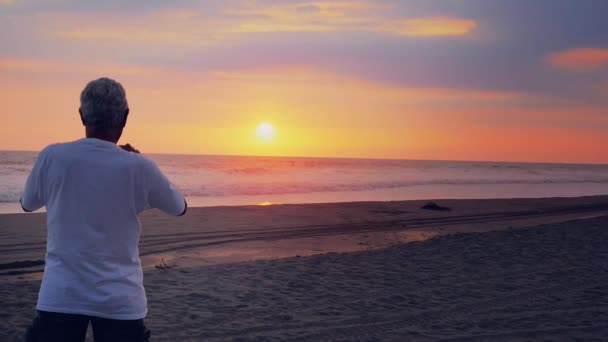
[{"xmin": 80, "ymin": 77, "xmax": 129, "ymax": 129}]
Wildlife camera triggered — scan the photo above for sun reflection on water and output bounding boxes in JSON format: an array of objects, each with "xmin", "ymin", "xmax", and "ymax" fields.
[{"xmin": 257, "ymin": 201, "xmax": 273, "ymax": 206}]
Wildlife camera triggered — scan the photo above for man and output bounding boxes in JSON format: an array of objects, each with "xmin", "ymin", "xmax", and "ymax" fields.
[{"xmin": 22, "ymin": 77, "xmax": 187, "ymax": 342}]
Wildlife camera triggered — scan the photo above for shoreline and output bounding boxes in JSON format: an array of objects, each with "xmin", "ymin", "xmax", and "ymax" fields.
[
  {"xmin": 2, "ymin": 195, "xmax": 608, "ymax": 282},
  {"xmin": 3, "ymin": 184, "xmax": 608, "ymax": 215},
  {"xmin": 2, "ymin": 192, "xmax": 608, "ymax": 214}
]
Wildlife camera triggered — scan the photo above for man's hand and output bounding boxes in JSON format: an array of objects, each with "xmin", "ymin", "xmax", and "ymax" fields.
[{"xmin": 120, "ymin": 143, "xmax": 141, "ymax": 154}]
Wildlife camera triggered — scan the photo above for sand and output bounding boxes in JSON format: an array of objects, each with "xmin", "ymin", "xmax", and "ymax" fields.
[{"xmin": 1, "ymin": 197, "xmax": 608, "ymax": 340}]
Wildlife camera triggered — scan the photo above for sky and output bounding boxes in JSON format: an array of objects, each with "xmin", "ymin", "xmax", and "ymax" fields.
[{"xmin": 1, "ymin": 0, "xmax": 608, "ymax": 163}]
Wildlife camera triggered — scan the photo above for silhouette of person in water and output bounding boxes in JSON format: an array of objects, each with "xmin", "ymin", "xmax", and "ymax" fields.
[{"xmin": 22, "ymin": 77, "xmax": 187, "ymax": 342}]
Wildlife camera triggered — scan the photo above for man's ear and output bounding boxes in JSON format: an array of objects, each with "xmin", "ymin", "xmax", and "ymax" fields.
[
  {"xmin": 79, "ymin": 108, "xmax": 86, "ymax": 126},
  {"xmin": 121, "ymin": 108, "xmax": 129, "ymax": 128}
]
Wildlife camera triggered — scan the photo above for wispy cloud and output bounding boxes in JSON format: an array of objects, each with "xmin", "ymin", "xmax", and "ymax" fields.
[
  {"xmin": 0, "ymin": 0, "xmax": 16, "ymax": 5},
  {"xmin": 0, "ymin": 57, "xmax": 170, "ymax": 76},
  {"xmin": 209, "ymin": 65, "xmax": 526, "ymax": 108},
  {"xmin": 0, "ymin": 56, "xmax": 524, "ymax": 108},
  {"xmin": 546, "ymin": 48, "xmax": 608, "ymax": 72},
  {"xmin": 226, "ymin": 1, "xmax": 388, "ymax": 33},
  {"xmin": 43, "ymin": 9, "xmax": 225, "ymax": 46},
  {"xmin": 227, "ymin": 2, "xmax": 476, "ymax": 37},
  {"xmin": 394, "ymin": 17, "xmax": 476, "ymax": 37},
  {"xmin": 596, "ymin": 80, "xmax": 608, "ymax": 95},
  {"xmin": 43, "ymin": 1, "xmax": 476, "ymax": 45}
]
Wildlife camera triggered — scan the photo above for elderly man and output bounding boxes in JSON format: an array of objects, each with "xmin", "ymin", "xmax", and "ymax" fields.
[{"xmin": 22, "ymin": 78, "xmax": 187, "ymax": 342}]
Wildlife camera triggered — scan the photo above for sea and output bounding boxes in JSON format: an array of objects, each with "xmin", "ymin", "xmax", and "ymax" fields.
[{"xmin": 2, "ymin": 150, "xmax": 608, "ymax": 214}]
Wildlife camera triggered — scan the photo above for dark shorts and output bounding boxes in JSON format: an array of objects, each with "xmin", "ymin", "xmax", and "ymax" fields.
[{"xmin": 25, "ymin": 310, "xmax": 151, "ymax": 342}]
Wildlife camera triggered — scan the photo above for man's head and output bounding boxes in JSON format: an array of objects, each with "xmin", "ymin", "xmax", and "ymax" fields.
[{"xmin": 79, "ymin": 77, "xmax": 129, "ymax": 143}]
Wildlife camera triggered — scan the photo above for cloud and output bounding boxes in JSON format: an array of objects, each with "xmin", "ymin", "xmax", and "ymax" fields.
[
  {"xmin": 6, "ymin": 0, "xmax": 605, "ymax": 108},
  {"xmin": 0, "ymin": 0, "xmax": 16, "ymax": 4},
  {"xmin": 0, "ymin": 56, "xmax": 525, "ymax": 108},
  {"xmin": 42, "ymin": 1, "xmax": 476, "ymax": 45},
  {"xmin": 0, "ymin": 57, "xmax": 170, "ymax": 76},
  {"xmin": 596, "ymin": 80, "xmax": 608, "ymax": 95},
  {"xmin": 546, "ymin": 48, "xmax": 608, "ymax": 72},
  {"xmin": 227, "ymin": 2, "xmax": 476, "ymax": 37},
  {"xmin": 38, "ymin": 9, "xmax": 229, "ymax": 46},
  {"xmin": 395, "ymin": 17, "xmax": 476, "ymax": 37},
  {"xmin": 53, "ymin": 28, "xmax": 200, "ymax": 45},
  {"xmin": 208, "ymin": 65, "xmax": 527, "ymax": 108}
]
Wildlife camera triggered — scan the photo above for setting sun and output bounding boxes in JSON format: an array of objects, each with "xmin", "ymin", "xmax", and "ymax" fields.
[{"xmin": 256, "ymin": 122, "xmax": 275, "ymax": 143}]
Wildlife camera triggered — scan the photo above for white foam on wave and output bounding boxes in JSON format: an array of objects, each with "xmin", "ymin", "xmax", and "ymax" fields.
[{"xmin": 2, "ymin": 151, "xmax": 608, "ymax": 204}]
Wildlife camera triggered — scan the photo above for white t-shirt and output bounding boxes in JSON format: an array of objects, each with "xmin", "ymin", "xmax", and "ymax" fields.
[{"xmin": 21, "ymin": 138, "xmax": 186, "ymax": 320}]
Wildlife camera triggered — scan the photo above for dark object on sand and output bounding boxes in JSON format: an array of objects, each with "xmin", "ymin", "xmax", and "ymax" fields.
[
  {"xmin": 421, "ymin": 202, "xmax": 451, "ymax": 212},
  {"xmin": 155, "ymin": 258, "xmax": 173, "ymax": 270}
]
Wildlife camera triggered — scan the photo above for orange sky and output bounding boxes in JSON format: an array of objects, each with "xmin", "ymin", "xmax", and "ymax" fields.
[{"xmin": 1, "ymin": 1, "xmax": 608, "ymax": 163}]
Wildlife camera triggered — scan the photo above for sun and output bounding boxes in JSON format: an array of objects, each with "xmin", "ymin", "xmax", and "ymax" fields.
[{"xmin": 256, "ymin": 122, "xmax": 275, "ymax": 143}]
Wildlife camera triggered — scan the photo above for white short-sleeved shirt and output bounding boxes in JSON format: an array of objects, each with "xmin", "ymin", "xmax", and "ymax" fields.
[{"xmin": 21, "ymin": 138, "xmax": 186, "ymax": 320}]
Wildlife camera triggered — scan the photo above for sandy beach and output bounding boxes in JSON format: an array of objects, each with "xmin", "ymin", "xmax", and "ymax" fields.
[{"xmin": 1, "ymin": 196, "xmax": 608, "ymax": 341}]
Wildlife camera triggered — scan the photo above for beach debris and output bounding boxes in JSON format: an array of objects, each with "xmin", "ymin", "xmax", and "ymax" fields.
[
  {"xmin": 155, "ymin": 258, "xmax": 174, "ymax": 270},
  {"xmin": 421, "ymin": 202, "xmax": 451, "ymax": 212}
]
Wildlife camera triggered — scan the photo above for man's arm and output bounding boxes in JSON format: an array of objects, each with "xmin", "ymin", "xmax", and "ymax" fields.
[
  {"xmin": 145, "ymin": 160, "xmax": 187, "ymax": 216},
  {"xmin": 21, "ymin": 148, "xmax": 48, "ymax": 212}
]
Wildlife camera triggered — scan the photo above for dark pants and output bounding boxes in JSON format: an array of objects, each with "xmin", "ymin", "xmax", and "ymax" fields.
[{"xmin": 25, "ymin": 310, "xmax": 151, "ymax": 342}]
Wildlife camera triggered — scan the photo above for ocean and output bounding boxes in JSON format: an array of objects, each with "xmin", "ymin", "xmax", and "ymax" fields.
[{"xmin": 2, "ymin": 150, "xmax": 608, "ymax": 214}]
